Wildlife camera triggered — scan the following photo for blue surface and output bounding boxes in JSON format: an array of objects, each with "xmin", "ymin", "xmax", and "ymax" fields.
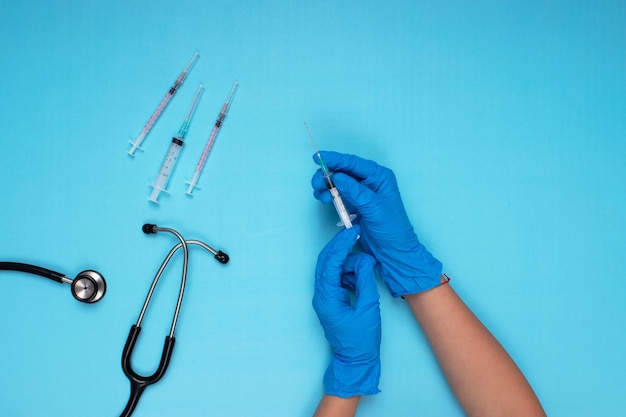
[{"xmin": 1, "ymin": 1, "xmax": 625, "ymax": 416}]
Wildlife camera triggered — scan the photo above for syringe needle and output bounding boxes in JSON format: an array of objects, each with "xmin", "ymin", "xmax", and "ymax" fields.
[
  {"xmin": 176, "ymin": 51, "xmax": 200, "ymax": 87},
  {"xmin": 177, "ymin": 83, "xmax": 204, "ymax": 139},
  {"xmin": 304, "ymin": 121, "xmax": 331, "ymax": 175},
  {"xmin": 128, "ymin": 51, "xmax": 200, "ymax": 157},
  {"xmin": 304, "ymin": 121, "xmax": 319, "ymax": 151},
  {"xmin": 304, "ymin": 122, "xmax": 355, "ymax": 228}
]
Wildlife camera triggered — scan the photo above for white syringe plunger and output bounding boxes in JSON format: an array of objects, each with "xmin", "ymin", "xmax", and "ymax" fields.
[
  {"xmin": 185, "ymin": 171, "xmax": 202, "ymax": 195},
  {"xmin": 149, "ymin": 184, "xmax": 166, "ymax": 204}
]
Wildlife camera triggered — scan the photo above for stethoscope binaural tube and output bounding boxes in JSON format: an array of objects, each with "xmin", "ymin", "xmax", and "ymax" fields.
[{"xmin": 119, "ymin": 224, "xmax": 229, "ymax": 417}]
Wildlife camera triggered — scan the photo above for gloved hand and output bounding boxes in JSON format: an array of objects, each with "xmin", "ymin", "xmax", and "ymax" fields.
[
  {"xmin": 313, "ymin": 225, "xmax": 381, "ymax": 397},
  {"xmin": 312, "ymin": 151, "xmax": 442, "ymax": 297}
]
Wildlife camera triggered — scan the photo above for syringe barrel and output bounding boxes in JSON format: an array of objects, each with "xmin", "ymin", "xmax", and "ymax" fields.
[
  {"xmin": 196, "ymin": 128, "xmax": 219, "ymax": 169},
  {"xmin": 128, "ymin": 91, "xmax": 175, "ymax": 156},
  {"xmin": 159, "ymin": 138, "xmax": 184, "ymax": 173},
  {"xmin": 152, "ymin": 138, "xmax": 183, "ymax": 193},
  {"xmin": 323, "ymin": 171, "xmax": 335, "ymax": 189},
  {"xmin": 330, "ymin": 187, "xmax": 353, "ymax": 229}
]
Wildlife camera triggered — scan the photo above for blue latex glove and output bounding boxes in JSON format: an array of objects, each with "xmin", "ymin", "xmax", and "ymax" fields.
[
  {"xmin": 312, "ymin": 151, "xmax": 442, "ymax": 297},
  {"xmin": 313, "ymin": 225, "xmax": 381, "ymax": 397}
]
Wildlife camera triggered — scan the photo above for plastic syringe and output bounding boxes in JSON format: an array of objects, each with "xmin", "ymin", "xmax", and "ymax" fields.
[
  {"xmin": 304, "ymin": 122, "xmax": 356, "ymax": 228},
  {"xmin": 185, "ymin": 81, "xmax": 239, "ymax": 195},
  {"xmin": 149, "ymin": 84, "xmax": 204, "ymax": 203},
  {"xmin": 128, "ymin": 51, "xmax": 200, "ymax": 156}
]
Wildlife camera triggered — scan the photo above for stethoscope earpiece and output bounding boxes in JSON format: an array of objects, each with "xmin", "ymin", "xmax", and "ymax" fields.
[
  {"xmin": 142, "ymin": 223, "xmax": 158, "ymax": 234},
  {"xmin": 70, "ymin": 270, "xmax": 107, "ymax": 303},
  {"xmin": 215, "ymin": 250, "xmax": 229, "ymax": 264}
]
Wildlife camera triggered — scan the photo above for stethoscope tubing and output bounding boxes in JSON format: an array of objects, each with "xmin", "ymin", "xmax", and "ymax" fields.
[
  {"xmin": 135, "ymin": 226, "xmax": 188, "ymax": 337},
  {"xmin": 121, "ymin": 226, "xmax": 227, "ymax": 417},
  {"xmin": 0, "ymin": 262, "xmax": 70, "ymax": 284},
  {"xmin": 136, "ymin": 239, "xmax": 219, "ymax": 334}
]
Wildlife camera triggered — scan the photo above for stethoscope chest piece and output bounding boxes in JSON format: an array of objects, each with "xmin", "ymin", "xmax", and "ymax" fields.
[{"xmin": 71, "ymin": 270, "xmax": 107, "ymax": 303}]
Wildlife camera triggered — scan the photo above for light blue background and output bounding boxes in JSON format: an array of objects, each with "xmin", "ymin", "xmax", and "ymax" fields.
[{"xmin": 1, "ymin": 1, "xmax": 625, "ymax": 416}]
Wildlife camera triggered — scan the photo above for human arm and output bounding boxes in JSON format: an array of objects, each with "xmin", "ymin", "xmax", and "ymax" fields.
[
  {"xmin": 311, "ymin": 151, "xmax": 545, "ymax": 416},
  {"xmin": 405, "ymin": 282, "xmax": 545, "ymax": 417},
  {"xmin": 312, "ymin": 225, "xmax": 381, "ymax": 416},
  {"xmin": 313, "ymin": 395, "xmax": 360, "ymax": 417}
]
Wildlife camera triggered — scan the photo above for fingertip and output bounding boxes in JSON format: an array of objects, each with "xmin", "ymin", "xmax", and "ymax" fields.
[
  {"xmin": 311, "ymin": 168, "xmax": 323, "ymax": 187},
  {"xmin": 342, "ymin": 224, "xmax": 361, "ymax": 242},
  {"xmin": 320, "ymin": 225, "xmax": 361, "ymax": 262},
  {"xmin": 317, "ymin": 150, "xmax": 340, "ymax": 166},
  {"xmin": 324, "ymin": 227, "xmax": 360, "ymax": 262},
  {"xmin": 313, "ymin": 188, "xmax": 333, "ymax": 204},
  {"xmin": 355, "ymin": 251, "xmax": 376, "ymax": 269},
  {"xmin": 354, "ymin": 259, "xmax": 380, "ymax": 304}
]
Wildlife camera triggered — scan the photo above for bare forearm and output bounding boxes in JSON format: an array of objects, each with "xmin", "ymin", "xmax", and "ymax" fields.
[
  {"xmin": 313, "ymin": 395, "xmax": 361, "ymax": 417},
  {"xmin": 404, "ymin": 283, "xmax": 545, "ymax": 417}
]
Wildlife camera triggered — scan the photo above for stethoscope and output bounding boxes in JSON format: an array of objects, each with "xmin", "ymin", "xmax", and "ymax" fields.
[
  {"xmin": 1, "ymin": 223, "xmax": 228, "ymax": 417},
  {"xmin": 119, "ymin": 224, "xmax": 229, "ymax": 417}
]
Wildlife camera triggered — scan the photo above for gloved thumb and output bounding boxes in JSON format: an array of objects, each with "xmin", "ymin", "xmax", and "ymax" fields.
[{"xmin": 342, "ymin": 252, "xmax": 379, "ymax": 309}]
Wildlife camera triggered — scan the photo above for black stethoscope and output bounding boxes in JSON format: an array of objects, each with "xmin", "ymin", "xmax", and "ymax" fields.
[
  {"xmin": 119, "ymin": 224, "xmax": 229, "ymax": 417},
  {"xmin": 1, "ymin": 223, "xmax": 229, "ymax": 417}
]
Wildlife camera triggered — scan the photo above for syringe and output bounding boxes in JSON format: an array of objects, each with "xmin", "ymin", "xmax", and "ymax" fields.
[
  {"xmin": 128, "ymin": 51, "xmax": 200, "ymax": 156},
  {"xmin": 304, "ymin": 122, "xmax": 356, "ymax": 228},
  {"xmin": 185, "ymin": 81, "xmax": 239, "ymax": 195},
  {"xmin": 149, "ymin": 84, "xmax": 204, "ymax": 203}
]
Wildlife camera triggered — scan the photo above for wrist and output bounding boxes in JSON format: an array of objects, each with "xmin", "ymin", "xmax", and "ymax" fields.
[
  {"xmin": 313, "ymin": 394, "xmax": 361, "ymax": 417},
  {"xmin": 323, "ymin": 355, "xmax": 381, "ymax": 398},
  {"xmin": 377, "ymin": 245, "xmax": 443, "ymax": 297}
]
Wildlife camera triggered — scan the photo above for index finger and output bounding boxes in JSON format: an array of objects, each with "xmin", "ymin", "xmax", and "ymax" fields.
[{"xmin": 314, "ymin": 151, "xmax": 381, "ymax": 182}]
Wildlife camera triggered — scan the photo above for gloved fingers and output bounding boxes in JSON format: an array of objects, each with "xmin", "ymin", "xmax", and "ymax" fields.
[
  {"xmin": 311, "ymin": 169, "xmax": 379, "ymax": 212},
  {"xmin": 339, "ymin": 253, "xmax": 379, "ymax": 311},
  {"xmin": 330, "ymin": 172, "xmax": 380, "ymax": 213},
  {"xmin": 313, "ymin": 151, "xmax": 379, "ymax": 182},
  {"xmin": 345, "ymin": 253, "xmax": 379, "ymax": 309},
  {"xmin": 311, "ymin": 170, "xmax": 334, "ymax": 204},
  {"xmin": 339, "ymin": 252, "xmax": 367, "ymax": 289},
  {"xmin": 315, "ymin": 150, "xmax": 399, "ymax": 192},
  {"xmin": 314, "ymin": 225, "xmax": 362, "ymax": 297}
]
